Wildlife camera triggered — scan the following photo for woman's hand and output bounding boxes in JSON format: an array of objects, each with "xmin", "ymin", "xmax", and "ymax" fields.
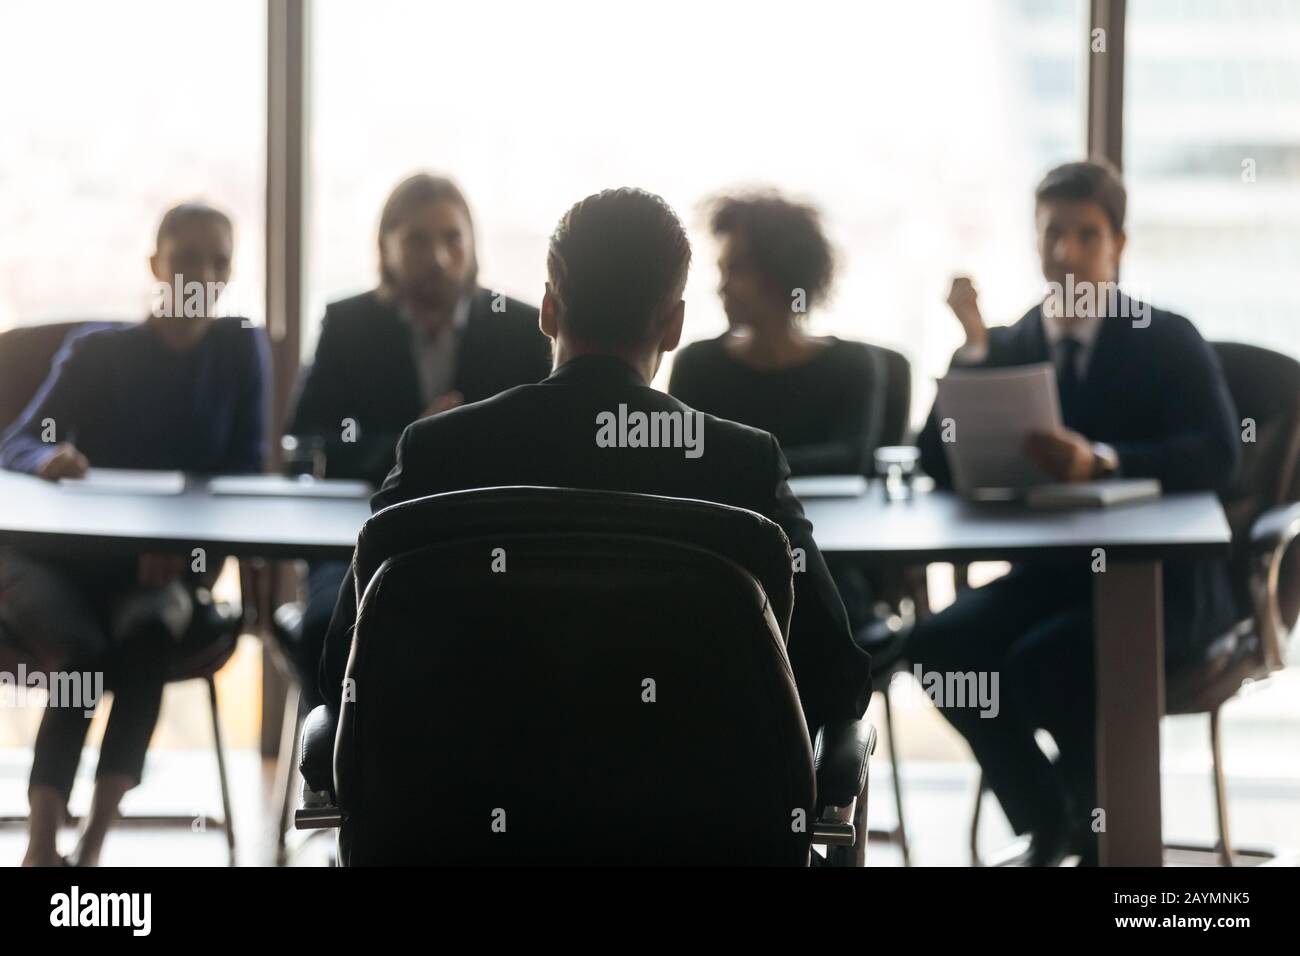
[{"xmin": 36, "ymin": 443, "xmax": 89, "ymax": 481}]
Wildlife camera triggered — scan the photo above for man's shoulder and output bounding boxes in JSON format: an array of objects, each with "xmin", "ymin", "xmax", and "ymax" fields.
[
  {"xmin": 323, "ymin": 289, "xmax": 396, "ymax": 329},
  {"xmin": 1102, "ymin": 301, "xmax": 1206, "ymax": 356},
  {"xmin": 401, "ymin": 380, "xmax": 538, "ymax": 439},
  {"xmin": 987, "ymin": 306, "xmax": 1042, "ymax": 346},
  {"xmin": 1134, "ymin": 301, "xmax": 1198, "ymax": 337},
  {"xmin": 467, "ymin": 288, "xmax": 540, "ymax": 331},
  {"xmin": 403, "ymin": 380, "xmax": 775, "ymax": 452}
]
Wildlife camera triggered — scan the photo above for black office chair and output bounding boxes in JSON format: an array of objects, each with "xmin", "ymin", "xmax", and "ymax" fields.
[
  {"xmin": 0, "ymin": 320, "xmax": 244, "ymax": 864},
  {"xmin": 969, "ymin": 341, "xmax": 1300, "ymax": 866},
  {"xmin": 869, "ymin": 344, "xmax": 914, "ymax": 465},
  {"xmin": 0, "ymin": 321, "xmax": 120, "ymax": 427},
  {"xmin": 1162, "ymin": 341, "xmax": 1300, "ymax": 865},
  {"xmin": 296, "ymin": 486, "xmax": 876, "ymax": 866}
]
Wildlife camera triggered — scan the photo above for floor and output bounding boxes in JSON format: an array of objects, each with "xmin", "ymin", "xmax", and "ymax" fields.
[
  {"xmin": 3, "ymin": 630, "xmax": 1297, "ymax": 866},
  {"xmin": 1, "ymin": 729, "xmax": 1295, "ymax": 867}
]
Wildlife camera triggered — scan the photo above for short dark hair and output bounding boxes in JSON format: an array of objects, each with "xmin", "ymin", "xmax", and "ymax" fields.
[
  {"xmin": 547, "ymin": 188, "xmax": 691, "ymax": 349},
  {"xmin": 1034, "ymin": 160, "xmax": 1127, "ymax": 235},
  {"xmin": 155, "ymin": 202, "xmax": 232, "ymax": 250},
  {"xmin": 709, "ymin": 191, "xmax": 834, "ymax": 308},
  {"xmin": 378, "ymin": 173, "xmax": 476, "ymax": 290}
]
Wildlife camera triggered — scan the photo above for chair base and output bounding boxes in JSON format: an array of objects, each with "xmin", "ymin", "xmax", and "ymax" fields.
[
  {"xmin": 1163, "ymin": 841, "xmax": 1292, "ymax": 867},
  {"xmin": 0, "ymin": 674, "xmax": 236, "ymax": 866}
]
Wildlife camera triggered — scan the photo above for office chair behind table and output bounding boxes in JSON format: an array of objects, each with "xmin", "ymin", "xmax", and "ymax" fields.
[
  {"xmin": 1161, "ymin": 341, "xmax": 1300, "ymax": 865},
  {"xmin": 296, "ymin": 486, "xmax": 876, "ymax": 865},
  {"xmin": 0, "ymin": 322, "xmax": 118, "ymax": 426}
]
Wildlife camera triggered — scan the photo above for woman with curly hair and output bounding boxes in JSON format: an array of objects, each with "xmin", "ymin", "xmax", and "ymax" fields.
[{"xmin": 669, "ymin": 191, "xmax": 885, "ymax": 477}]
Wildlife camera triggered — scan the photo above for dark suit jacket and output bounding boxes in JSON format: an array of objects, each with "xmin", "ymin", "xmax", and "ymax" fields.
[
  {"xmin": 287, "ymin": 287, "xmax": 552, "ymax": 485},
  {"xmin": 320, "ymin": 354, "xmax": 872, "ymax": 734},
  {"xmin": 917, "ymin": 298, "xmax": 1241, "ymax": 660}
]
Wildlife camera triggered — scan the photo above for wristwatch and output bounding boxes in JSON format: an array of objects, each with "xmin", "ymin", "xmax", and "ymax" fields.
[{"xmin": 1091, "ymin": 442, "xmax": 1120, "ymax": 479}]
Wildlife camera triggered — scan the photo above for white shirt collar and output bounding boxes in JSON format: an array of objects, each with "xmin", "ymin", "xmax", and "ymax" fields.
[
  {"xmin": 1040, "ymin": 308, "xmax": 1104, "ymax": 351},
  {"xmin": 400, "ymin": 293, "xmax": 472, "ymax": 342},
  {"xmin": 451, "ymin": 294, "xmax": 471, "ymax": 332}
]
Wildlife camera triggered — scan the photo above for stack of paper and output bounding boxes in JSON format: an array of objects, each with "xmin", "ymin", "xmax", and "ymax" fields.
[
  {"xmin": 59, "ymin": 469, "xmax": 186, "ymax": 495},
  {"xmin": 936, "ymin": 363, "xmax": 1062, "ymax": 493},
  {"xmin": 207, "ymin": 475, "xmax": 372, "ymax": 499},
  {"xmin": 1025, "ymin": 479, "xmax": 1161, "ymax": 510}
]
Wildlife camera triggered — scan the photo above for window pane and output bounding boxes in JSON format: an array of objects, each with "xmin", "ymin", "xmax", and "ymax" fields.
[
  {"xmin": 308, "ymin": 0, "xmax": 1085, "ymax": 420},
  {"xmin": 1124, "ymin": 0, "xmax": 1300, "ymax": 358},
  {"xmin": 0, "ymin": 1, "xmax": 266, "ymax": 330}
]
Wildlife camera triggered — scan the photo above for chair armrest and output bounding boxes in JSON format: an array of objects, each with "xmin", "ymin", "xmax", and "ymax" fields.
[
  {"xmin": 1250, "ymin": 501, "xmax": 1300, "ymax": 558},
  {"xmin": 299, "ymin": 704, "xmax": 338, "ymax": 797},
  {"xmin": 814, "ymin": 718, "xmax": 877, "ymax": 810},
  {"xmin": 1249, "ymin": 502, "xmax": 1300, "ymax": 670}
]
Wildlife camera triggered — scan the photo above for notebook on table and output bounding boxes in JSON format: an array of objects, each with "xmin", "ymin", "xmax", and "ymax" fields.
[{"xmin": 1024, "ymin": 479, "xmax": 1161, "ymax": 510}]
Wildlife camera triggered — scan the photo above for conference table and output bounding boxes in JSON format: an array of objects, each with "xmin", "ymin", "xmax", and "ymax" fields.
[
  {"xmin": 0, "ymin": 470, "xmax": 1231, "ymax": 866},
  {"xmin": 796, "ymin": 478, "xmax": 1233, "ymax": 868},
  {"xmin": 0, "ymin": 471, "xmax": 370, "ymax": 562}
]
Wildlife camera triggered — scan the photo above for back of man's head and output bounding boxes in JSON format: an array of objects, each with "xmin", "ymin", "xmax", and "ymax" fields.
[{"xmin": 546, "ymin": 188, "xmax": 692, "ymax": 350}]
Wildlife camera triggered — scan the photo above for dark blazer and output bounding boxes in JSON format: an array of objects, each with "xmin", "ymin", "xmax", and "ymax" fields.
[
  {"xmin": 321, "ymin": 354, "xmax": 872, "ymax": 734},
  {"xmin": 917, "ymin": 299, "xmax": 1241, "ymax": 659},
  {"xmin": 287, "ymin": 287, "xmax": 552, "ymax": 485}
]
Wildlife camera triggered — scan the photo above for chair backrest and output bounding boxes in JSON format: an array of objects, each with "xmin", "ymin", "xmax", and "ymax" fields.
[
  {"xmin": 0, "ymin": 321, "xmax": 119, "ymax": 431},
  {"xmin": 1212, "ymin": 342, "xmax": 1300, "ymax": 634},
  {"xmin": 870, "ymin": 344, "xmax": 913, "ymax": 450},
  {"xmin": 335, "ymin": 486, "xmax": 815, "ymax": 865}
]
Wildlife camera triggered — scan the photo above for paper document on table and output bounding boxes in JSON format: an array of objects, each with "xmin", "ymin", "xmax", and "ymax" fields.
[
  {"xmin": 208, "ymin": 475, "xmax": 373, "ymax": 499},
  {"xmin": 787, "ymin": 475, "xmax": 869, "ymax": 499},
  {"xmin": 935, "ymin": 362, "xmax": 1062, "ymax": 494},
  {"xmin": 59, "ymin": 469, "xmax": 186, "ymax": 495}
]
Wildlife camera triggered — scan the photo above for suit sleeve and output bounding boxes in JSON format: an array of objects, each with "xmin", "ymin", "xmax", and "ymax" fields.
[
  {"xmin": 0, "ymin": 333, "xmax": 94, "ymax": 475},
  {"xmin": 288, "ymin": 310, "xmax": 405, "ymax": 484},
  {"xmin": 287, "ymin": 310, "xmax": 340, "ymax": 438},
  {"xmin": 916, "ymin": 400, "xmax": 950, "ymax": 489},
  {"xmin": 1109, "ymin": 319, "xmax": 1240, "ymax": 492},
  {"xmin": 318, "ymin": 426, "xmax": 415, "ymax": 708},
  {"xmin": 767, "ymin": 434, "xmax": 872, "ymax": 732}
]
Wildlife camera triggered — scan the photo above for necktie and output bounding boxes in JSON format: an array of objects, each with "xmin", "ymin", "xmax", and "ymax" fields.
[{"xmin": 1057, "ymin": 336, "xmax": 1084, "ymax": 427}]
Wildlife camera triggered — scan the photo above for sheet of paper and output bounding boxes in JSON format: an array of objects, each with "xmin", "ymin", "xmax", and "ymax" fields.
[
  {"xmin": 935, "ymin": 362, "xmax": 1062, "ymax": 493},
  {"xmin": 207, "ymin": 475, "xmax": 373, "ymax": 499},
  {"xmin": 787, "ymin": 475, "xmax": 869, "ymax": 499},
  {"xmin": 59, "ymin": 469, "xmax": 186, "ymax": 495}
]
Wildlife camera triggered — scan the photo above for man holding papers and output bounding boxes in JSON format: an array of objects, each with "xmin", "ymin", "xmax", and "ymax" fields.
[{"xmin": 911, "ymin": 161, "xmax": 1240, "ymax": 865}]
